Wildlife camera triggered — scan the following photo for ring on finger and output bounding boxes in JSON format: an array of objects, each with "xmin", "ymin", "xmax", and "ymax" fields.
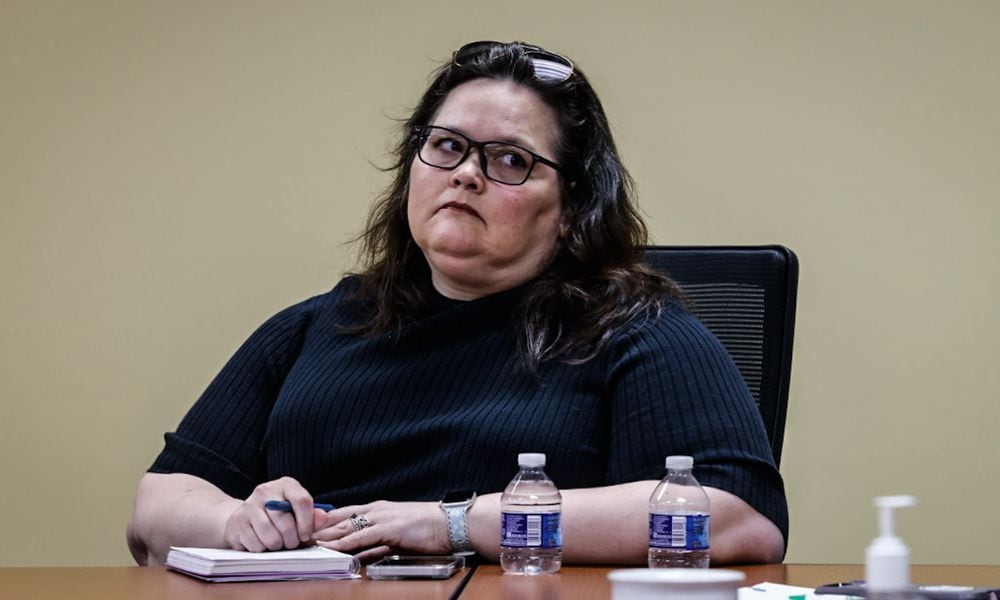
[{"xmin": 349, "ymin": 513, "xmax": 369, "ymax": 532}]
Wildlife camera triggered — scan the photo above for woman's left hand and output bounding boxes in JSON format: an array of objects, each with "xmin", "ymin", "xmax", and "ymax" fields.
[{"xmin": 313, "ymin": 500, "xmax": 451, "ymax": 562}]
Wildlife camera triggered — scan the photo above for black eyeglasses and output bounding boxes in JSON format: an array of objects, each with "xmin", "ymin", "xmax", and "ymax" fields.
[
  {"xmin": 414, "ymin": 126, "xmax": 563, "ymax": 186},
  {"xmin": 452, "ymin": 41, "xmax": 575, "ymax": 83}
]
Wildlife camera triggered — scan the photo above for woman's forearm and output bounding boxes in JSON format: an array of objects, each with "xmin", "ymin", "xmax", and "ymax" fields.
[
  {"xmin": 467, "ymin": 481, "xmax": 783, "ymax": 565},
  {"xmin": 703, "ymin": 486, "xmax": 785, "ymax": 564},
  {"xmin": 126, "ymin": 472, "xmax": 241, "ymax": 566},
  {"xmin": 129, "ymin": 475, "xmax": 784, "ymax": 566}
]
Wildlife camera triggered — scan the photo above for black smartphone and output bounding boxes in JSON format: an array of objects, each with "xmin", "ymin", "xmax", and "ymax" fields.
[{"xmin": 366, "ymin": 555, "xmax": 465, "ymax": 580}]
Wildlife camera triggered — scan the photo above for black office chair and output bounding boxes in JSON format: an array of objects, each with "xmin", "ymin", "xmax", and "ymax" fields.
[{"xmin": 641, "ymin": 245, "xmax": 798, "ymax": 468}]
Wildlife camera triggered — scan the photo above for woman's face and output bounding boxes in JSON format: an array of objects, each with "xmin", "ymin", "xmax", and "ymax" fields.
[{"xmin": 407, "ymin": 78, "xmax": 565, "ymax": 300}]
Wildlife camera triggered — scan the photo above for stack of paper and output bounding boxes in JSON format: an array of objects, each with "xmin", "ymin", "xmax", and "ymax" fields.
[
  {"xmin": 739, "ymin": 582, "xmax": 854, "ymax": 599},
  {"xmin": 165, "ymin": 546, "xmax": 360, "ymax": 582}
]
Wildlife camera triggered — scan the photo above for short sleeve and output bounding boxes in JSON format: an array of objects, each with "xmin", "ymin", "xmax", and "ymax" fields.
[
  {"xmin": 605, "ymin": 302, "xmax": 789, "ymax": 545},
  {"xmin": 148, "ymin": 294, "xmax": 323, "ymax": 499}
]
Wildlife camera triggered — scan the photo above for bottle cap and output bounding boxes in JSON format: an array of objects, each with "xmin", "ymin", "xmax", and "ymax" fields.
[
  {"xmin": 665, "ymin": 455, "xmax": 694, "ymax": 470},
  {"xmin": 518, "ymin": 453, "xmax": 546, "ymax": 467},
  {"xmin": 865, "ymin": 495, "xmax": 916, "ymax": 593}
]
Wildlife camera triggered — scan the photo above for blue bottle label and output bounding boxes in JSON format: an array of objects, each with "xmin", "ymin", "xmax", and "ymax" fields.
[
  {"xmin": 501, "ymin": 512, "xmax": 562, "ymax": 548},
  {"xmin": 649, "ymin": 513, "xmax": 710, "ymax": 550}
]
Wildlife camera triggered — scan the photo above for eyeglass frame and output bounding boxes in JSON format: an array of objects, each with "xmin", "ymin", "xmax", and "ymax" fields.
[
  {"xmin": 413, "ymin": 125, "xmax": 564, "ymax": 186},
  {"xmin": 451, "ymin": 40, "xmax": 575, "ymax": 83}
]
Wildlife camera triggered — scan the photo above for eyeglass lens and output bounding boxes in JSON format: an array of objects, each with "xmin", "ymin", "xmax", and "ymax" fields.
[{"xmin": 417, "ymin": 127, "xmax": 538, "ymax": 185}]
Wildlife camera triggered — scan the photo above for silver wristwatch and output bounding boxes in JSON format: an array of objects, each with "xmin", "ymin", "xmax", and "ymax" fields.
[{"xmin": 440, "ymin": 490, "xmax": 477, "ymax": 556}]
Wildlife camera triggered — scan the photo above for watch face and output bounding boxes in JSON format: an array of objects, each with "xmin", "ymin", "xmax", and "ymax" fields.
[{"xmin": 442, "ymin": 490, "xmax": 476, "ymax": 504}]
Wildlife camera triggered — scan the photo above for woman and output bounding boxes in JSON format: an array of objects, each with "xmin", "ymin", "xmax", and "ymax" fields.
[{"xmin": 127, "ymin": 41, "xmax": 787, "ymax": 566}]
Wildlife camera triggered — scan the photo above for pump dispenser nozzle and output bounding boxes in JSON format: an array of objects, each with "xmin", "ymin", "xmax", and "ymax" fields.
[{"xmin": 865, "ymin": 495, "xmax": 917, "ymax": 595}]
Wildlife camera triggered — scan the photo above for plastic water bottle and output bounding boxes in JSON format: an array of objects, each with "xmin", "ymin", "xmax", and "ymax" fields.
[
  {"xmin": 648, "ymin": 455, "xmax": 711, "ymax": 568},
  {"xmin": 500, "ymin": 452, "xmax": 562, "ymax": 575}
]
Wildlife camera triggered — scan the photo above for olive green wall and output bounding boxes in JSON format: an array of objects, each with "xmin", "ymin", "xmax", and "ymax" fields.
[{"xmin": 2, "ymin": 1, "xmax": 998, "ymax": 566}]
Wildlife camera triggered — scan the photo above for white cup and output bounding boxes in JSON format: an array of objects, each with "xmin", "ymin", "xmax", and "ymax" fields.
[{"xmin": 607, "ymin": 568, "xmax": 745, "ymax": 600}]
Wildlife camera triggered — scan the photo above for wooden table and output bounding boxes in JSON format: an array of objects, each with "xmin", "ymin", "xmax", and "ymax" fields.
[
  {"xmin": 0, "ymin": 565, "xmax": 473, "ymax": 600},
  {"xmin": 0, "ymin": 564, "xmax": 996, "ymax": 599},
  {"xmin": 459, "ymin": 564, "xmax": 1000, "ymax": 600}
]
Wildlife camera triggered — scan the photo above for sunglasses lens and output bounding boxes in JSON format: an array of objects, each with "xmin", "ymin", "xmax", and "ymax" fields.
[
  {"xmin": 528, "ymin": 55, "xmax": 573, "ymax": 82},
  {"xmin": 453, "ymin": 41, "xmax": 499, "ymax": 66}
]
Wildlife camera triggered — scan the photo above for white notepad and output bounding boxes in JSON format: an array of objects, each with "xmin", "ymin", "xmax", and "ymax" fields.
[{"xmin": 165, "ymin": 546, "xmax": 360, "ymax": 582}]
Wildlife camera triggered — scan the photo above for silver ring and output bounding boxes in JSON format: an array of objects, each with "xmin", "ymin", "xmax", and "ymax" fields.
[{"xmin": 349, "ymin": 513, "xmax": 369, "ymax": 531}]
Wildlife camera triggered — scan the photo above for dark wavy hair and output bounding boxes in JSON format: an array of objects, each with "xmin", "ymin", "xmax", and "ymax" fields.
[{"xmin": 347, "ymin": 41, "xmax": 678, "ymax": 370}]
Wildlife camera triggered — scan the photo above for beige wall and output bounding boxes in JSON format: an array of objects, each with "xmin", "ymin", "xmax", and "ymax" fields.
[{"xmin": 2, "ymin": 0, "xmax": 998, "ymax": 567}]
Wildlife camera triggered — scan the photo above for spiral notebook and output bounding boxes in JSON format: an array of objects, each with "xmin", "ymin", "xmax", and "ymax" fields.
[{"xmin": 165, "ymin": 546, "xmax": 360, "ymax": 582}]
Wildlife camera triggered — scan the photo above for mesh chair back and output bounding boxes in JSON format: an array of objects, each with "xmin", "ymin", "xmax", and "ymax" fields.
[{"xmin": 641, "ymin": 246, "xmax": 798, "ymax": 467}]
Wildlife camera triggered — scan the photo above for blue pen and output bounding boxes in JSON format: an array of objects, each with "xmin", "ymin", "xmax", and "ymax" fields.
[{"xmin": 264, "ymin": 500, "xmax": 335, "ymax": 512}]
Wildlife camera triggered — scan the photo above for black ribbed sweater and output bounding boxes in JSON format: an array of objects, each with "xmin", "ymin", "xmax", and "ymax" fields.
[{"xmin": 150, "ymin": 277, "xmax": 788, "ymax": 542}]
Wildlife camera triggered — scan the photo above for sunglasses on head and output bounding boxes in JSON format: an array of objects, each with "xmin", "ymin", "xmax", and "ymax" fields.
[{"xmin": 452, "ymin": 41, "xmax": 575, "ymax": 83}]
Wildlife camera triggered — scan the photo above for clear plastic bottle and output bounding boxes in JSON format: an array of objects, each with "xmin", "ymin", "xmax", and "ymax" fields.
[
  {"xmin": 648, "ymin": 455, "xmax": 711, "ymax": 568},
  {"xmin": 500, "ymin": 452, "xmax": 562, "ymax": 575}
]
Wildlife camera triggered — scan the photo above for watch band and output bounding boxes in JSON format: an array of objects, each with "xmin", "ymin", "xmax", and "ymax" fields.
[{"xmin": 440, "ymin": 492, "xmax": 477, "ymax": 556}]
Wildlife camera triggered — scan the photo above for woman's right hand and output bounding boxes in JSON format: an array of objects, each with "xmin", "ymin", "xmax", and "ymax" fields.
[{"xmin": 222, "ymin": 476, "xmax": 328, "ymax": 552}]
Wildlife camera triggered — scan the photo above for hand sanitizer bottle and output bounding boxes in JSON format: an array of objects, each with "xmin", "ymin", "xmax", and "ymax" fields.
[{"xmin": 866, "ymin": 495, "xmax": 921, "ymax": 599}]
